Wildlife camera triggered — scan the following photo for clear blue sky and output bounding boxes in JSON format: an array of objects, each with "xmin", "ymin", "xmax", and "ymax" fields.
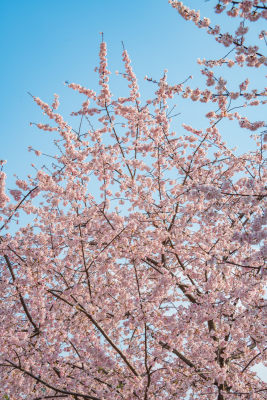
[{"xmin": 0, "ymin": 0, "xmax": 266, "ymax": 382}]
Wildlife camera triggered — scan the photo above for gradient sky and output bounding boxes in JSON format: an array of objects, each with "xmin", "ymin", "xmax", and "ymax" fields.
[{"xmin": 0, "ymin": 0, "xmax": 266, "ymax": 382}]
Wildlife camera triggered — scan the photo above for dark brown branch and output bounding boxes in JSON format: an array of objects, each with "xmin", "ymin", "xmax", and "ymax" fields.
[
  {"xmin": 0, "ymin": 186, "xmax": 38, "ymax": 232},
  {"xmin": 4, "ymin": 360, "xmax": 101, "ymax": 400},
  {"xmin": 33, "ymin": 396, "xmax": 68, "ymax": 400},
  {"xmin": 242, "ymin": 347, "xmax": 267, "ymax": 373},
  {"xmin": 76, "ymin": 303, "xmax": 140, "ymax": 377},
  {"xmin": 48, "ymin": 290, "xmax": 139, "ymax": 378},
  {"xmin": 142, "ymin": 258, "xmax": 163, "ymax": 274},
  {"xmin": 221, "ymin": 260, "xmax": 263, "ymax": 270},
  {"xmin": 145, "ymin": 256, "xmax": 198, "ymax": 304},
  {"xmin": 4, "ymin": 254, "xmax": 39, "ymax": 333},
  {"xmin": 104, "ymin": 102, "xmax": 134, "ymax": 179},
  {"xmin": 77, "ymin": 222, "xmax": 92, "ymax": 299},
  {"xmin": 158, "ymin": 341, "xmax": 207, "ymax": 381}
]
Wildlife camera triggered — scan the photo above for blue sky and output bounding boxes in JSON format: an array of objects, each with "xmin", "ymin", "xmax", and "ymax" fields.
[{"xmin": 0, "ymin": 0, "xmax": 266, "ymax": 382}]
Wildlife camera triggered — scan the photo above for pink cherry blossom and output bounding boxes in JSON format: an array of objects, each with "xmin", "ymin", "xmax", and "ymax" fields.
[{"xmin": 0, "ymin": 2, "xmax": 266, "ymax": 400}]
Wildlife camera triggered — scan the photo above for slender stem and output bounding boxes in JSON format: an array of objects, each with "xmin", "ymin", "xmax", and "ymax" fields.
[{"xmin": 4, "ymin": 254, "xmax": 39, "ymax": 333}]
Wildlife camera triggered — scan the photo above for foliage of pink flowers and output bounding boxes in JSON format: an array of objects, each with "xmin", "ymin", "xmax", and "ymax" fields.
[
  {"xmin": 0, "ymin": 2, "xmax": 266, "ymax": 400},
  {"xmin": 0, "ymin": 172, "xmax": 9, "ymax": 208}
]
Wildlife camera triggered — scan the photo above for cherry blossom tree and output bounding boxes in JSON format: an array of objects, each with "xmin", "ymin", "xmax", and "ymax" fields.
[{"xmin": 0, "ymin": 1, "xmax": 266, "ymax": 399}]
